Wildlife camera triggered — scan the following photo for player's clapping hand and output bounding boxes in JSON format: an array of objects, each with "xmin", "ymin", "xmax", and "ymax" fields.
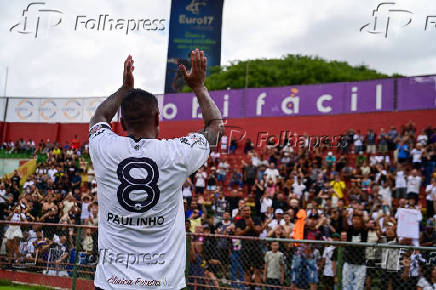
[
  {"xmin": 178, "ymin": 48, "xmax": 206, "ymax": 90},
  {"xmin": 123, "ymin": 55, "xmax": 134, "ymax": 89}
]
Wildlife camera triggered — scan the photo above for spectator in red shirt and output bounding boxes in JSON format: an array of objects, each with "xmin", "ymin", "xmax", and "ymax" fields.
[{"xmin": 71, "ymin": 135, "xmax": 80, "ymax": 150}]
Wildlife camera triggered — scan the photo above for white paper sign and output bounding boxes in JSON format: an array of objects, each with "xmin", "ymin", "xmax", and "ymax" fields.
[{"xmin": 397, "ymin": 208, "xmax": 420, "ymax": 239}]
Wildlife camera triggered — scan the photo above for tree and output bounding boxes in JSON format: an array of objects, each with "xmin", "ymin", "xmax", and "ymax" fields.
[{"xmin": 181, "ymin": 54, "xmax": 397, "ymax": 92}]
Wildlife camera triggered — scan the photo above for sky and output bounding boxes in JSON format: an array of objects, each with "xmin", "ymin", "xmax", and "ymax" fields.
[{"xmin": 0, "ymin": 0, "xmax": 436, "ymax": 97}]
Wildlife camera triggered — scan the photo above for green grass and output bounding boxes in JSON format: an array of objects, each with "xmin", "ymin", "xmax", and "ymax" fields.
[{"xmin": 0, "ymin": 280, "xmax": 53, "ymax": 290}]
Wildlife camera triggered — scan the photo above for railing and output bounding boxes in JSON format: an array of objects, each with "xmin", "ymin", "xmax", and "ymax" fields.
[{"xmin": 0, "ymin": 220, "xmax": 435, "ymax": 289}]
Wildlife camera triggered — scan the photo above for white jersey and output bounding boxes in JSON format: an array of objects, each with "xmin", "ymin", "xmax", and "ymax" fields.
[{"xmin": 89, "ymin": 122, "xmax": 209, "ymax": 290}]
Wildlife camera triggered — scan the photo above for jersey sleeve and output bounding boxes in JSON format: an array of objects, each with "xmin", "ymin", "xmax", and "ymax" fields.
[
  {"xmin": 174, "ymin": 133, "xmax": 210, "ymax": 175},
  {"xmin": 89, "ymin": 122, "xmax": 115, "ymax": 143}
]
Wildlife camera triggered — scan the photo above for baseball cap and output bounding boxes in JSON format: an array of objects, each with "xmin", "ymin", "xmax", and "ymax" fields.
[
  {"xmin": 331, "ymin": 233, "xmax": 340, "ymax": 239},
  {"xmin": 275, "ymin": 208, "xmax": 284, "ymax": 214}
]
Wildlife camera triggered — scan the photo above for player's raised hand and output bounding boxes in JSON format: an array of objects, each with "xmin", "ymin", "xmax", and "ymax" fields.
[
  {"xmin": 179, "ymin": 48, "xmax": 207, "ymax": 90},
  {"xmin": 123, "ymin": 55, "xmax": 134, "ymax": 89}
]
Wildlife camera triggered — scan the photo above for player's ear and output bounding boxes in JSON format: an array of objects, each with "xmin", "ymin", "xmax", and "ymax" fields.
[{"xmin": 120, "ymin": 117, "xmax": 127, "ymax": 131}]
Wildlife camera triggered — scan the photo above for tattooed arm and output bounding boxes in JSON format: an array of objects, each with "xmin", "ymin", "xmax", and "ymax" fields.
[
  {"xmin": 89, "ymin": 55, "xmax": 134, "ymax": 128},
  {"xmin": 179, "ymin": 49, "xmax": 224, "ymax": 149}
]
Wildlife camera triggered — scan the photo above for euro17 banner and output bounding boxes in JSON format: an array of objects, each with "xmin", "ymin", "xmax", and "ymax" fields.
[{"xmin": 164, "ymin": 0, "xmax": 224, "ymax": 93}]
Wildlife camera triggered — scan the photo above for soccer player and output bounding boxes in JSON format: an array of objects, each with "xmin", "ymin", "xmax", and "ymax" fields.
[{"xmin": 89, "ymin": 49, "xmax": 224, "ymax": 290}]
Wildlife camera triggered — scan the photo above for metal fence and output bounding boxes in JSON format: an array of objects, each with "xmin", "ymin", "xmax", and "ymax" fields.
[{"xmin": 0, "ymin": 221, "xmax": 435, "ymax": 290}]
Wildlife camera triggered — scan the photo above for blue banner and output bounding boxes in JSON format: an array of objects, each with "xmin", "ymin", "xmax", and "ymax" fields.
[{"xmin": 164, "ymin": 0, "xmax": 224, "ymax": 93}]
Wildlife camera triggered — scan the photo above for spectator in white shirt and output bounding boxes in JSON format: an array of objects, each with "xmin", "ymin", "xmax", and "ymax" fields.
[
  {"xmin": 265, "ymin": 162, "xmax": 280, "ymax": 183},
  {"xmin": 394, "ymin": 165, "xmax": 407, "ymax": 201},
  {"xmin": 353, "ymin": 130, "xmax": 364, "ymax": 153},
  {"xmin": 47, "ymin": 165, "xmax": 58, "ymax": 181},
  {"xmin": 411, "ymin": 143, "xmax": 423, "ymax": 169},
  {"xmin": 269, "ymin": 208, "xmax": 285, "ymax": 230},
  {"xmin": 407, "ymin": 169, "xmax": 422, "ymax": 203},
  {"xmin": 260, "ymin": 194, "xmax": 272, "ymax": 221},
  {"xmin": 0, "ymin": 183, "xmax": 7, "ymax": 203},
  {"xmin": 417, "ymin": 129, "xmax": 428, "ymax": 145},
  {"xmin": 194, "ymin": 167, "xmax": 207, "ymax": 195},
  {"xmin": 182, "ymin": 178, "xmax": 193, "ymax": 207},
  {"xmin": 395, "ymin": 196, "xmax": 422, "ymax": 246},
  {"xmin": 216, "ymin": 160, "xmax": 229, "ymax": 185},
  {"xmin": 379, "ymin": 182, "xmax": 393, "ymax": 207},
  {"xmin": 425, "ymin": 178, "xmax": 436, "ymax": 218},
  {"xmin": 292, "ymin": 177, "xmax": 306, "ymax": 199}
]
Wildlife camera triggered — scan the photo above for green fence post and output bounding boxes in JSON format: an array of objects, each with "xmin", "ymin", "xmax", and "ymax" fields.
[
  {"xmin": 337, "ymin": 246, "xmax": 343, "ymax": 290},
  {"xmin": 72, "ymin": 227, "xmax": 82, "ymax": 290}
]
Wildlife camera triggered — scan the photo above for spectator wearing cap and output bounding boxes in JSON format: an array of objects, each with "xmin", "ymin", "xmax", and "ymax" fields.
[{"xmin": 269, "ymin": 208, "xmax": 285, "ymax": 230}]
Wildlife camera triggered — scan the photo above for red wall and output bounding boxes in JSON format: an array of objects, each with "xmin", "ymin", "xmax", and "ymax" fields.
[{"xmin": 1, "ymin": 110, "xmax": 435, "ymax": 146}]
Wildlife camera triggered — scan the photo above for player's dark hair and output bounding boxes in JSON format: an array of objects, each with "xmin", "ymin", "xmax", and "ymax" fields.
[{"xmin": 121, "ymin": 89, "xmax": 158, "ymax": 131}]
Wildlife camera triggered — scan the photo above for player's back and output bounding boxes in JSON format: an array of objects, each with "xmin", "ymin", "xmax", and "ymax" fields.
[{"xmin": 89, "ymin": 122, "xmax": 209, "ymax": 290}]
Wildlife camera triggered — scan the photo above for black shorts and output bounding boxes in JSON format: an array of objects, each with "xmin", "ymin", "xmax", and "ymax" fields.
[
  {"xmin": 366, "ymin": 259, "xmax": 378, "ymax": 278},
  {"xmin": 95, "ymin": 287, "xmax": 104, "ymax": 290},
  {"xmin": 241, "ymin": 247, "xmax": 264, "ymax": 271},
  {"xmin": 322, "ymin": 276, "xmax": 334, "ymax": 289}
]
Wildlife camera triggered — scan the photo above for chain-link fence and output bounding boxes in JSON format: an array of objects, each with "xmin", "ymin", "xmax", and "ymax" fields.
[{"xmin": 0, "ymin": 221, "xmax": 435, "ymax": 290}]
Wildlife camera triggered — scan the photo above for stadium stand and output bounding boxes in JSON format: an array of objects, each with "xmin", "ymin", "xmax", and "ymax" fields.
[{"xmin": 0, "ymin": 121, "xmax": 435, "ymax": 289}]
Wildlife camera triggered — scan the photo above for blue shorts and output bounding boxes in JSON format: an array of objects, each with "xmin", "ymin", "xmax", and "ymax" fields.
[{"xmin": 290, "ymin": 255, "xmax": 318, "ymax": 286}]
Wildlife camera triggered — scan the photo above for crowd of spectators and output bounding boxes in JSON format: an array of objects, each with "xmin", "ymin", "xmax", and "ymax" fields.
[
  {"xmin": 186, "ymin": 121, "xmax": 436, "ymax": 289},
  {"xmin": 0, "ymin": 135, "xmax": 97, "ymax": 274},
  {"xmin": 0, "ymin": 122, "xmax": 435, "ymax": 289}
]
